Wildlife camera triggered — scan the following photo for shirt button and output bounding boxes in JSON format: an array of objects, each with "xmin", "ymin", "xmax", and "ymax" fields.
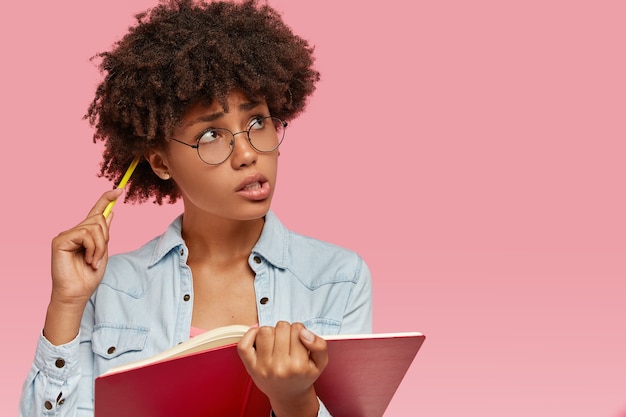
[
  {"xmin": 260, "ymin": 297, "xmax": 269, "ymax": 305},
  {"xmin": 180, "ymin": 248, "xmax": 185, "ymax": 256},
  {"xmin": 253, "ymin": 256, "xmax": 262, "ymax": 264},
  {"xmin": 44, "ymin": 401, "xmax": 53, "ymax": 410},
  {"xmin": 107, "ymin": 346, "xmax": 116, "ymax": 355},
  {"xmin": 55, "ymin": 358, "xmax": 65, "ymax": 368},
  {"xmin": 183, "ymin": 294, "xmax": 191, "ymax": 302}
]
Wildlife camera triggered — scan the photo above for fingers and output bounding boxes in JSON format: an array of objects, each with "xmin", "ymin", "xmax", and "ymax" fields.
[
  {"xmin": 237, "ymin": 321, "xmax": 327, "ymax": 409},
  {"xmin": 241, "ymin": 322, "xmax": 302, "ymax": 360},
  {"xmin": 237, "ymin": 326, "xmax": 260, "ymax": 367},
  {"xmin": 79, "ymin": 222, "xmax": 107, "ymax": 269},
  {"xmin": 273, "ymin": 321, "xmax": 293, "ymax": 357},
  {"xmin": 52, "ymin": 189, "xmax": 123, "ymax": 270},
  {"xmin": 237, "ymin": 322, "xmax": 328, "ymax": 373},
  {"xmin": 53, "ymin": 219, "xmax": 108, "ymax": 269},
  {"xmin": 86, "ymin": 188, "xmax": 124, "ymax": 219},
  {"xmin": 298, "ymin": 326, "xmax": 328, "ymax": 372},
  {"xmin": 80, "ymin": 188, "xmax": 124, "ymax": 265}
]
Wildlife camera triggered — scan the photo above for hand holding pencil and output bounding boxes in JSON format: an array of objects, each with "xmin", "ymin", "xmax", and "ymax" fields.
[
  {"xmin": 103, "ymin": 156, "xmax": 141, "ymax": 218},
  {"xmin": 44, "ymin": 156, "xmax": 141, "ymax": 345}
]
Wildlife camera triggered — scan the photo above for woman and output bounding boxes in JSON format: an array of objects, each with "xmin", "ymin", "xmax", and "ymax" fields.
[{"xmin": 19, "ymin": 1, "xmax": 372, "ymax": 416}]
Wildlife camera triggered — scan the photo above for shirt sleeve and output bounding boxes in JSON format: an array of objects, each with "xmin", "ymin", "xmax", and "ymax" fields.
[
  {"xmin": 19, "ymin": 300, "xmax": 97, "ymax": 417},
  {"xmin": 19, "ymin": 331, "xmax": 82, "ymax": 417}
]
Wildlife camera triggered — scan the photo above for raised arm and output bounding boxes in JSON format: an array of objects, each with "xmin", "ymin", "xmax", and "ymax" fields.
[{"xmin": 20, "ymin": 188, "xmax": 123, "ymax": 417}]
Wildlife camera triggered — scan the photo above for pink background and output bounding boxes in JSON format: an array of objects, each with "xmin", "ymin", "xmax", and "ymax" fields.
[{"xmin": 2, "ymin": 1, "xmax": 625, "ymax": 416}]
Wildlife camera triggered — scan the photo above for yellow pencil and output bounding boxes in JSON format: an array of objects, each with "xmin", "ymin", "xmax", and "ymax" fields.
[{"xmin": 103, "ymin": 156, "xmax": 141, "ymax": 218}]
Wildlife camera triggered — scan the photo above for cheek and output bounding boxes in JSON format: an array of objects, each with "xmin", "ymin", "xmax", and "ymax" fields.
[
  {"xmin": 167, "ymin": 147, "xmax": 204, "ymax": 178},
  {"xmin": 263, "ymin": 153, "xmax": 279, "ymax": 177},
  {"xmin": 174, "ymin": 163, "xmax": 233, "ymax": 200},
  {"xmin": 174, "ymin": 174, "xmax": 222, "ymax": 211}
]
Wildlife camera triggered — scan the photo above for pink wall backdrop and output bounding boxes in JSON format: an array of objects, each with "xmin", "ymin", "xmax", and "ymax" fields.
[{"xmin": 2, "ymin": 1, "xmax": 624, "ymax": 416}]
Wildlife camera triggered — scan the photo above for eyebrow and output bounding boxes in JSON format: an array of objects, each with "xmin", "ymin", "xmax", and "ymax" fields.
[{"xmin": 184, "ymin": 100, "xmax": 262, "ymax": 127}]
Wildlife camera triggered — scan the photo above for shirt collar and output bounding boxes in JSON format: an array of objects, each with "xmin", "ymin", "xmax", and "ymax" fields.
[
  {"xmin": 147, "ymin": 211, "xmax": 289, "ymax": 269},
  {"xmin": 252, "ymin": 210, "xmax": 289, "ymax": 269},
  {"xmin": 148, "ymin": 214, "xmax": 185, "ymax": 267}
]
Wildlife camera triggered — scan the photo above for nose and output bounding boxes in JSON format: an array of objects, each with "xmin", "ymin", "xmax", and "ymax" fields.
[{"xmin": 230, "ymin": 131, "xmax": 257, "ymax": 168}]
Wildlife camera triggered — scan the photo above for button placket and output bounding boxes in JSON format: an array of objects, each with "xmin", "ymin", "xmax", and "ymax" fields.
[{"xmin": 251, "ymin": 252, "xmax": 273, "ymax": 324}]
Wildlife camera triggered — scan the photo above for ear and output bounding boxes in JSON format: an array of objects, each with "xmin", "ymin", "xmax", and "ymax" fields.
[{"xmin": 145, "ymin": 149, "xmax": 171, "ymax": 180}]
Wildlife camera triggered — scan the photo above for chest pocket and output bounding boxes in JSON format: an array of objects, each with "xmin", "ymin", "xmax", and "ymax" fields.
[{"xmin": 92, "ymin": 323, "xmax": 150, "ymax": 360}]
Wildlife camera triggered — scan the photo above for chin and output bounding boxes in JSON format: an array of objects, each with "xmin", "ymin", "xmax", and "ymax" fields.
[{"xmin": 237, "ymin": 201, "xmax": 272, "ymax": 221}]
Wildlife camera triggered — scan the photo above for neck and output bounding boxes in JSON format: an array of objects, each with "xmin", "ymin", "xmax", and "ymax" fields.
[{"xmin": 181, "ymin": 209, "xmax": 265, "ymax": 264}]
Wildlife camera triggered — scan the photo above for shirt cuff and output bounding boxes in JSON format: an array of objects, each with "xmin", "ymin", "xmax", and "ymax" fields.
[
  {"xmin": 317, "ymin": 397, "xmax": 331, "ymax": 416},
  {"xmin": 269, "ymin": 397, "xmax": 331, "ymax": 417},
  {"xmin": 34, "ymin": 330, "xmax": 80, "ymax": 380}
]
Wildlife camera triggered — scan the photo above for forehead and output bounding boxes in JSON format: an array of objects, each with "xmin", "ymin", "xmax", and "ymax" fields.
[{"xmin": 180, "ymin": 91, "xmax": 266, "ymax": 127}]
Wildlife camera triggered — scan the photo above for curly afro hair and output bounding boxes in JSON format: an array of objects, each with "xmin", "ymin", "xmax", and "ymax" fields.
[{"xmin": 85, "ymin": 0, "xmax": 320, "ymax": 204}]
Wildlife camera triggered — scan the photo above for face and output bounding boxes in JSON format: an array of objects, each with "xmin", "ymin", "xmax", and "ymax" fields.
[{"xmin": 148, "ymin": 90, "xmax": 279, "ymax": 222}]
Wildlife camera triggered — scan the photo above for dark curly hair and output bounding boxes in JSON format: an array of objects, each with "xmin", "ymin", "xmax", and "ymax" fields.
[{"xmin": 85, "ymin": 0, "xmax": 320, "ymax": 204}]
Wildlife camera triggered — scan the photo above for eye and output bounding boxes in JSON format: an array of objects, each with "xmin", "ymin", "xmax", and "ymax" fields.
[
  {"xmin": 249, "ymin": 116, "xmax": 269, "ymax": 131},
  {"xmin": 197, "ymin": 128, "xmax": 226, "ymax": 144}
]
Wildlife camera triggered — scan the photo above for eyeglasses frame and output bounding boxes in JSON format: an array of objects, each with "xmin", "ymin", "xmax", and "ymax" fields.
[{"xmin": 169, "ymin": 116, "xmax": 287, "ymax": 165}]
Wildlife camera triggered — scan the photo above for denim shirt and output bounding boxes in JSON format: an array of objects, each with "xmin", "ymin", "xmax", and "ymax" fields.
[{"xmin": 20, "ymin": 211, "xmax": 373, "ymax": 417}]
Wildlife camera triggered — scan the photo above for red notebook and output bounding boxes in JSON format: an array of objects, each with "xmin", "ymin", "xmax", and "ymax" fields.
[{"xmin": 94, "ymin": 325, "xmax": 425, "ymax": 417}]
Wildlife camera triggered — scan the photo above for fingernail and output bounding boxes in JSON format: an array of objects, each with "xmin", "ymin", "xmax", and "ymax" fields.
[
  {"xmin": 300, "ymin": 328, "xmax": 315, "ymax": 343},
  {"xmin": 95, "ymin": 260, "xmax": 102, "ymax": 269}
]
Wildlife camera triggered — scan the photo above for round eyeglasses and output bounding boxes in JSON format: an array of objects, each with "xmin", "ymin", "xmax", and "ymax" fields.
[{"xmin": 170, "ymin": 116, "xmax": 287, "ymax": 165}]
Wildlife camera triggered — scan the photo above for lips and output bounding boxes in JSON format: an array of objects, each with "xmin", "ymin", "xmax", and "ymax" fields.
[
  {"xmin": 236, "ymin": 174, "xmax": 267, "ymax": 191},
  {"xmin": 242, "ymin": 181, "xmax": 262, "ymax": 191},
  {"xmin": 236, "ymin": 174, "xmax": 271, "ymax": 201}
]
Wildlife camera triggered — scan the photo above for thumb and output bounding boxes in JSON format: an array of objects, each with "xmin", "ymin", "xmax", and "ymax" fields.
[{"xmin": 299, "ymin": 328, "xmax": 328, "ymax": 371}]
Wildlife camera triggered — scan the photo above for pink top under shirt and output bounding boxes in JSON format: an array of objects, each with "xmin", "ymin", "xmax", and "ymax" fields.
[{"xmin": 189, "ymin": 326, "xmax": 207, "ymax": 338}]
